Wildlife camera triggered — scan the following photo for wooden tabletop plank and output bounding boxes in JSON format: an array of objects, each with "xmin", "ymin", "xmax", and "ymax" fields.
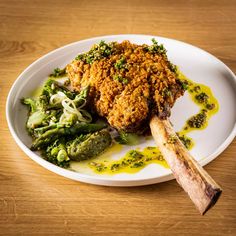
[{"xmin": 1, "ymin": 0, "xmax": 236, "ymax": 235}]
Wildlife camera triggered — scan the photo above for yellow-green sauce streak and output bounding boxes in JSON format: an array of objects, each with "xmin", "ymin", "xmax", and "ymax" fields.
[
  {"xmin": 175, "ymin": 70, "xmax": 219, "ymax": 150},
  {"xmin": 87, "ymin": 70, "xmax": 219, "ymax": 175},
  {"xmin": 177, "ymin": 70, "xmax": 219, "ymax": 133},
  {"xmin": 89, "ymin": 146, "xmax": 168, "ymax": 175}
]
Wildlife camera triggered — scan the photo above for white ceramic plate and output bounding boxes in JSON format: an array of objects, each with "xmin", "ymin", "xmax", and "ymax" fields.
[{"xmin": 6, "ymin": 35, "xmax": 236, "ymax": 186}]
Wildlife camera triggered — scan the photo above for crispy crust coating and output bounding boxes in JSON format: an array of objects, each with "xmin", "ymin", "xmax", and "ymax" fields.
[{"xmin": 66, "ymin": 40, "xmax": 184, "ymax": 132}]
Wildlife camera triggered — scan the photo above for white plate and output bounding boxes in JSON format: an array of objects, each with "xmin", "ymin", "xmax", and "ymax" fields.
[{"xmin": 6, "ymin": 34, "xmax": 236, "ymax": 186}]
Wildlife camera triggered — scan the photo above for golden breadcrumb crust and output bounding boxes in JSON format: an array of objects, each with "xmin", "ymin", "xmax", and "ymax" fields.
[{"xmin": 66, "ymin": 40, "xmax": 184, "ymax": 132}]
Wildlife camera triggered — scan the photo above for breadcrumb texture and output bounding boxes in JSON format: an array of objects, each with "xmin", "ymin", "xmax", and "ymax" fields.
[{"xmin": 66, "ymin": 40, "xmax": 184, "ymax": 132}]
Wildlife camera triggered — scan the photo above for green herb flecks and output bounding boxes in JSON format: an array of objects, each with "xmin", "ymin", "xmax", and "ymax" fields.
[
  {"xmin": 179, "ymin": 80, "xmax": 189, "ymax": 91},
  {"xmin": 131, "ymin": 161, "xmax": 144, "ymax": 168},
  {"xmin": 193, "ymin": 85, "xmax": 201, "ymax": 93},
  {"xmin": 177, "ymin": 133, "xmax": 193, "ymax": 150},
  {"xmin": 146, "ymin": 38, "xmax": 167, "ymax": 55},
  {"xmin": 169, "ymin": 62, "xmax": 177, "ymax": 73},
  {"xmin": 115, "ymin": 57, "xmax": 127, "ymax": 70},
  {"xmin": 75, "ymin": 40, "xmax": 115, "ymax": 64},
  {"xmin": 113, "ymin": 75, "xmax": 129, "ymax": 85},
  {"xmin": 195, "ymin": 92, "xmax": 209, "ymax": 104},
  {"xmin": 187, "ymin": 110, "xmax": 207, "ymax": 128},
  {"xmin": 129, "ymin": 150, "xmax": 144, "ymax": 160},
  {"xmin": 90, "ymin": 162, "xmax": 107, "ymax": 172},
  {"xmin": 88, "ymin": 147, "xmax": 168, "ymax": 174},
  {"xmin": 206, "ymin": 103, "xmax": 216, "ymax": 110}
]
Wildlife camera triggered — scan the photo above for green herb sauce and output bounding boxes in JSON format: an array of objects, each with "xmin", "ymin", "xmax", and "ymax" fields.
[
  {"xmin": 88, "ymin": 146, "xmax": 168, "ymax": 174},
  {"xmin": 177, "ymin": 70, "xmax": 219, "ymax": 134}
]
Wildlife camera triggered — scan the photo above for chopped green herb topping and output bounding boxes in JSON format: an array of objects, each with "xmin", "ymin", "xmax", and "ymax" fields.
[
  {"xmin": 75, "ymin": 40, "xmax": 115, "ymax": 64},
  {"xmin": 179, "ymin": 80, "xmax": 189, "ymax": 90},
  {"xmin": 115, "ymin": 57, "xmax": 127, "ymax": 70},
  {"xmin": 169, "ymin": 62, "xmax": 177, "ymax": 72},
  {"xmin": 113, "ymin": 75, "xmax": 129, "ymax": 85},
  {"xmin": 146, "ymin": 38, "xmax": 167, "ymax": 55}
]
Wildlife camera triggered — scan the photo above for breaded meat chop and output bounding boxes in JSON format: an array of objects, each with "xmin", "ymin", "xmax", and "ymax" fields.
[
  {"xmin": 67, "ymin": 39, "xmax": 222, "ymax": 214},
  {"xmin": 66, "ymin": 40, "xmax": 184, "ymax": 132}
]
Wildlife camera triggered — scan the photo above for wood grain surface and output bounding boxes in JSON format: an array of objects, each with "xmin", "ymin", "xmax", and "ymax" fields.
[{"xmin": 0, "ymin": 0, "xmax": 236, "ymax": 235}]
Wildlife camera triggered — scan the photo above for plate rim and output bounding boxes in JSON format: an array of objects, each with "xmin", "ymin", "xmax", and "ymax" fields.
[{"xmin": 6, "ymin": 34, "xmax": 236, "ymax": 186}]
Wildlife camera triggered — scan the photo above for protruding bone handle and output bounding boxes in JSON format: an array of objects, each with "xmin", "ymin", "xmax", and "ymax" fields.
[{"xmin": 150, "ymin": 115, "xmax": 222, "ymax": 215}]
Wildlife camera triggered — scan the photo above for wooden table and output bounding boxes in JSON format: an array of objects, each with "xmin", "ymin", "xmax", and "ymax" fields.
[{"xmin": 1, "ymin": 0, "xmax": 236, "ymax": 235}]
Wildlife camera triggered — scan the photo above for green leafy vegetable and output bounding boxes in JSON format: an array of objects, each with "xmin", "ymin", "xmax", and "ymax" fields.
[
  {"xmin": 44, "ymin": 138, "xmax": 70, "ymax": 168},
  {"xmin": 22, "ymin": 78, "xmax": 111, "ymax": 168},
  {"xmin": 50, "ymin": 68, "xmax": 66, "ymax": 78},
  {"xmin": 31, "ymin": 123, "xmax": 107, "ymax": 150}
]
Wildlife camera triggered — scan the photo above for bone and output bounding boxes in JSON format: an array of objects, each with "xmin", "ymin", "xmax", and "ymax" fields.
[{"xmin": 150, "ymin": 115, "xmax": 222, "ymax": 215}]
